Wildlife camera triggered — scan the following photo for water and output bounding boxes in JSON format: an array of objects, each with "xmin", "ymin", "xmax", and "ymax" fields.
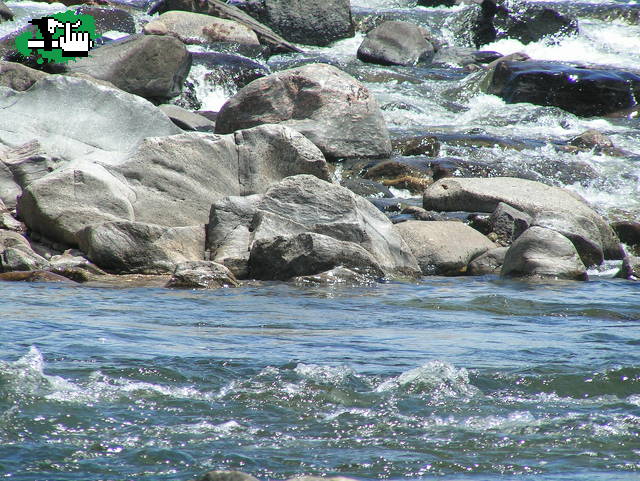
[{"xmin": 2, "ymin": 0, "xmax": 640, "ymax": 480}]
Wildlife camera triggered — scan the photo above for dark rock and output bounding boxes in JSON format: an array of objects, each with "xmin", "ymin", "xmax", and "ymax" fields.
[
  {"xmin": 293, "ymin": 266, "xmax": 377, "ymax": 286},
  {"xmin": 423, "ymin": 177, "xmax": 623, "ymax": 261},
  {"xmin": 467, "ymin": 212, "xmax": 492, "ymax": 236},
  {"xmin": 392, "ymin": 135, "xmax": 440, "ymax": 157},
  {"xmin": 75, "ymin": 6, "xmax": 136, "ymax": 36},
  {"xmin": 485, "ymin": 60, "xmax": 640, "ymax": 117},
  {"xmin": 233, "ymin": 0, "xmax": 354, "ymax": 46},
  {"xmin": 611, "ymin": 221, "xmax": 640, "ymax": 254},
  {"xmin": 158, "ymin": 104, "xmax": 216, "ymax": 131},
  {"xmin": 417, "ymin": 0, "xmax": 468, "ymax": 7},
  {"xmin": 400, "ymin": 206, "xmax": 449, "ymax": 221},
  {"xmin": 0, "ymin": 246, "xmax": 49, "ymax": 272},
  {"xmin": 63, "ymin": 34, "xmax": 192, "ymax": 102},
  {"xmin": 0, "ymin": 2, "xmax": 13, "ymax": 21},
  {"xmin": 432, "ymin": 46, "xmax": 501, "ymax": 68},
  {"xmin": 616, "ymin": 256, "xmax": 640, "ymax": 280},
  {"xmin": 166, "ymin": 260, "xmax": 239, "ymax": 288},
  {"xmin": 357, "ymin": 21, "xmax": 434, "ymax": 67},
  {"xmin": 191, "ymin": 51, "xmax": 269, "ymax": 91},
  {"xmin": 395, "ymin": 220, "xmax": 495, "ymax": 276},
  {"xmin": 501, "ymin": 226, "xmax": 587, "ymax": 280},
  {"xmin": 340, "ymin": 178, "xmax": 394, "ymax": 199},
  {"xmin": 490, "ymin": 202, "xmax": 532, "ymax": 244},
  {"xmin": 215, "ymin": 63, "xmax": 392, "ymax": 160},
  {"xmin": 47, "ymin": 251, "xmax": 106, "ymax": 282},
  {"xmin": 0, "ymin": 201, "xmax": 24, "ymax": 232},
  {"xmin": 77, "ymin": 221, "xmax": 205, "ymax": 274},
  {"xmin": 0, "ymin": 270, "xmax": 76, "ymax": 284},
  {"xmin": 0, "ymin": 61, "xmax": 47, "ymax": 91},
  {"xmin": 467, "ymin": 246, "xmax": 507, "ymax": 275},
  {"xmin": 249, "ymin": 232, "xmax": 385, "ymax": 281},
  {"xmin": 198, "ymin": 472, "xmax": 260, "ymax": 481}
]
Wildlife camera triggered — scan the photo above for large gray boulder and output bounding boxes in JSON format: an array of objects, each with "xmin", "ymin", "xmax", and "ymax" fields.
[
  {"xmin": 423, "ymin": 177, "xmax": 622, "ymax": 261},
  {"xmin": 235, "ymin": 0, "xmax": 354, "ymax": 46},
  {"xmin": 357, "ymin": 21, "xmax": 435, "ymax": 67},
  {"xmin": 249, "ymin": 232, "xmax": 385, "ymax": 281},
  {"xmin": 501, "ymin": 226, "xmax": 587, "ymax": 280},
  {"xmin": 77, "ymin": 221, "xmax": 205, "ymax": 274},
  {"xmin": 63, "ymin": 34, "xmax": 192, "ymax": 102},
  {"xmin": 395, "ymin": 220, "xmax": 496, "ymax": 275},
  {"xmin": 208, "ymin": 175, "xmax": 421, "ymax": 279},
  {"xmin": 215, "ymin": 63, "xmax": 392, "ymax": 160}
]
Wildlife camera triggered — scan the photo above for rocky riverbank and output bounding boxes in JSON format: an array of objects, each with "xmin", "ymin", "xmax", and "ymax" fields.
[{"xmin": 1, "ymin": 0, "xmax": 640, "ymax": 288}]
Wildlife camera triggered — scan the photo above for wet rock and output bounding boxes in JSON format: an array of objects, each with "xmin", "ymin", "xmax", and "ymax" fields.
[
  {"xmin": 47, "ymin": 251, "xmax": 107, "ymax": 282},
  {"xmin": 467, "ymin": 246, "xmax": 507, "ymax": 275},
  {"xmin": 611, "ymin": 221, "xmax": 640, "ymax": 255},
  {"xmin": 395, "ymin": 220, "xmax": 495, "ymax": 276},
  {"xmin": 158, "ymin": 104, "xmax": 216, "ymax": 132},
  {"xmin": 566, "ymin": 129, "xmax": 628, "ymax": 156},
  {"xmin": 77, "ymin": 221, "xmax": 205, "ymax": 274},
  {"xmin": 75, "ymin": 6, "xmax": 136, "ymax": 36},
  {"xmin": 234, "ymin": 0, "xmax": 354, "ymax": 46},
  {"xmin": 198, "ymin": 472, "xmax": 260, "ymax": 481},
  {"xmin": 63, "ymin": 34, "xmax": 192, "ymax": 102},
  {"xmin": 432, "ymin": 46, "xmax": 501, "ymax": 68},
  {"xmin": 0, "ymin": 246, "xmax": 49, "ymax": 272},
  {"xmin": 0, "ymin": 61, "xmax": 47, "ymax": 91},
  {"xmin": 417, "ymin": 0, "xmax": 473, "ymax": 6},
  {"xmin": 484, "ymin": 60, "xmax": 640, "ymax": 117},
  {"xmin": 0, "ymin": 270, "xmax": 76, "ymax": 284},
  {"xmin": 490, "ymin": 202, "xmax": 532, "ymax": 245},
  {"xmin": 501, "ymin": 226, "xmax": 587, "ymax": 280},
  {"xmin": 0, "ymin": 2, "xmax": 13, "ymax": 21},
  {"xmin": 215, "ymin": 63, "xmax": 392, "ymax": 160},
  {"xmin": 357, "ymin": 21, "xmax": 435, "ymax": 67},
  {"xmin": 392, "ymin": 135, "xmax": 440, "ymax": 157},
  {"xmin": 616, "ymin": 256, "xmax": 640, "ymax": 280},
  {"xmin": 293, "ymin": 266, "xmax": 377, "ymax": 286},
  {"xmin": 191, "ymin": 51, "xmax": 269, "ymax": 91},
  {"xmin": 143, "ymin": 11, "xmax": 259, "ymax": 46},
  {"xmin": 340, "ymin": 178, "xmax": 394, "ymax": 199},
  {"xmin": 400, "ymin": 205, "xmax": 449, "ymax": 222},
  {"xmin": 166, "ymin": 260, "xmax": 239, "ymax": 288},
  {"xmin": 249, "ymin": 232, "xmax": 385, "ymax": 281},
  {"xmin": 423, "ymin": 177, "xmax": 623, "ymax": 261}
]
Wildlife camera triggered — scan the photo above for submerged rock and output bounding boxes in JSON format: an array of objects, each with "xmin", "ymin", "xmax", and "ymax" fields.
[
  {"xmin": 357, "ymin": 21, "xmax": 435, "ymax": 67},
  {"xmin": 215, "ymin": 63, "xmax": 392, "ymax": 160},
  {"xmin": 395, "ymin": 220, "xmax": 496, "ymax": 276},
  {"xmin": 501, "ymin": 226, "xmax": 587, "ymax": 280},
  {"xmin": 293, "ymin": 266, "xmax": 378, "ymax": 286}
]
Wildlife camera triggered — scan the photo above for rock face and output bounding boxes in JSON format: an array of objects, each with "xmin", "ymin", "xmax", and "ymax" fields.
[
  {"xmin": 208, "ymin": 175, "xmax": 421, "ymax": 280},
  {"xmin": 63, "ymin": 34, "xmax": 192, "ymax": 102},
  {"xmin": 166, "ymin": 260, "xmax": 239, "ymax": 288},
  {"xmin": 77, "ymin": 221, "xmax": 205, "ymax": 274},
  {"xmin": 484, "ymin": 60, "xmax": 640, "ymax": 117},
  {"xmin": 143, "ymin": 11, "xmax": 259, "ymax": 45},
  {"xmin": 423, "ymin": 177, "xmax": 622, "ymax": 262},
  {"xmin": 395, "ymin": 220, "xmax": 495, "ymax": 275},
  {"xmin": 237, "ymin": 0, "xmax": 354, "ymax": 46},
  {"xmin": 501, "ymin": 226, "xmax": 587, "ymax": 280},
  {"xmin": 215, "ymin": 63, "xmax": 392, "ymax": 160},
  {"xmin": 467, "ymin": 246, "xmax": 507, "ymax": 275},
  {"xmin": 0, "ymin": 61, "xmax": 47, "ymax": 91},
  {"xmin": 357, "ymin": 21, "xmax": 435, "ymax": 67},
  {"xmin": 249, "ymin": 232, "xmax": 385, "ymax": 281}
]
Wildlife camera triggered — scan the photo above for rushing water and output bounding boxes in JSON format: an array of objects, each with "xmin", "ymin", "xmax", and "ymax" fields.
[{"xmin": 2, "ymin": 0, "xmax": 640, "ymax": 480}]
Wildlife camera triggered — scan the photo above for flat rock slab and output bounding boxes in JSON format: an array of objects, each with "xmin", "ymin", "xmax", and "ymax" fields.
[
  {"xmin": 395, "ymin": 220, "xmax": 496, "ymax": 275},
  {"xmin": 423, "ymin": 177, "xmax": 621, "ymax": 260}
]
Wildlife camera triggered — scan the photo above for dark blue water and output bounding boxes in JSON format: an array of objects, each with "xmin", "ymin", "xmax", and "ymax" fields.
[{"xmin": 1, "ymin": 278, "xmax": 639, "ymax": 481}]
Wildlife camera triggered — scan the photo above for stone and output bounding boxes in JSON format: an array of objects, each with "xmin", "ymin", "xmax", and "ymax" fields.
[
  {"xmin": 0, "ymin": 2, "xmax": 13, "ymax": 22},
  {"xmin": 0, "ymin": 156, "xmax": 20, "ymax": 209},
  {"xmin": 0, "ymin": 270, "xmax": 76, "ymax": 283},
  {"xmin": 144, "ymin": 11, "xmax": 259, "ymax": 46},
  {"xmin": 423, "ymin": 177, "xmax": 622, "ymax": 261},
  {"xmin": 293, "ymin": 266, "xmax": 377, "ymax": 286},
  {"xmin": 249, "ymin": 232, "xmax": 385, "ymax": 281},
  {"xmin": 357, "ymin": 21, "xmax": 435, "ymax": 66},
  {"xmin": 395, "ymin": 220, "xmax": 496, "ymax": 275},
  {"xmin": 612, "ymin": 221, "xmax": 640, "ymax": 254},
  {"xmin": 191, "ymin": 51, "xmax": 270, "ymax": 92},
  {"xmin": 340, "ymin": 178, "xmax": 393, "ymax": 199},
  {"xmin": 77, "ymin": 221, "xmax": 205, "ymax": 274},
  {"xmin": 236, "ymin": 0, "xmax": 354, "ymax": 46},
  {"xmin": 0, "ymin": 247, "xmax": 49, "ymax": 272},
  {"xmin": 490, "ymin": 202, "xmax": 532, "ymax": 245},
  {"xmin": 198, "ymin": 472, "xmax": 260, "ymax": 481},
  {"xmin": 215, "ymin": 63, "xmax": 392, "ymax": 160},
  {"xmin": 47, "ymin": 251, "xmax": 106, "ymax": 282},
  {"xmin": 166, "ymin": 260, "xmax": 239, "ymax": 288},
  {"xmin": 392, "ymin": 135, "xmax": 440, "ymax": 157},
  {"xmin": 0, "ymin": 230, "xmax": 31, "ymax": 251},
  {"xmin": 63, "ymin": 34, "xmax": 191, "ymax": 102},
  {"xmin": 501, "ymin": 226, "xmax": 587, "ymax": 280},
  {"xmin": 0, "ymin": 61, "xmax": 47, "ymax": 91},
  {"xmin": 75, "ymin": 6, "xmax": 136, "ymax": 36},
  {"xmin": 467, "ymin": 246, "xmax": 507, "ymax": 275},
  {"xmin": 158, "ymin": 104, "xmax": 216, "ymax": 131},
  {"xmin": 617, "ymin": 256, "xmax": 640, "ymax": 280},
  {"xmin": 484, "ymin": 60, "xmax": 640, "ymax": 117}
]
